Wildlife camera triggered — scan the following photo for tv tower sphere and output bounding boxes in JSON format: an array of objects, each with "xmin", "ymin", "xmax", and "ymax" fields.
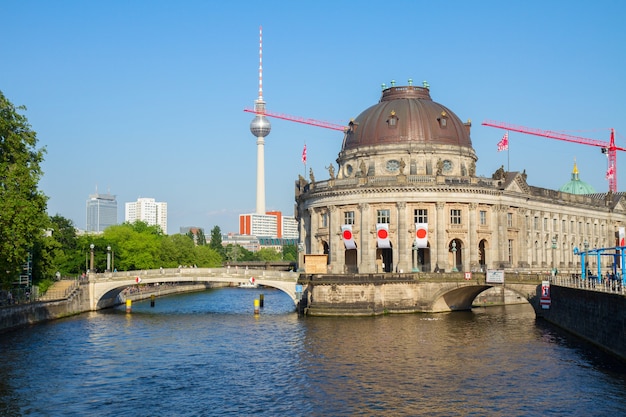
[{"xmin": 250, "ymin": 113, "xmax": 271, "ymax": 137}]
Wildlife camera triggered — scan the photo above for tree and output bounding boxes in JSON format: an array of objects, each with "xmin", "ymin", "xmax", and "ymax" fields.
[
  {"xmin": 282, "ymin": 244, "xmax": 298, "ymax": 262},
  {"xmin": 103, "ymin": 222, "xmax": 161, "ymax": 271},
  {"xmin": 254, "ymin": 247, "xmax": 282, "ymax": 262},
  {"xmin": 0, "ymin": 91, "xmax": 48, "ymax": 287},
  {"xmin": 209, "ymin": 225, "xmax": 225, "ymax": 259}
]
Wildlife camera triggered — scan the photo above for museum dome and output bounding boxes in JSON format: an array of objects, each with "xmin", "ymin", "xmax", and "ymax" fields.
[
  {"xmin": 559, "ymin": 162, "xmax": 596, "ymax": 194},
  {"xmin": 342, "ymin": 82, "xmax": 473, "ymax": 151}
]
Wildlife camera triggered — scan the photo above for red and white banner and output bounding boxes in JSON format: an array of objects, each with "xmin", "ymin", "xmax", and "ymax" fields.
[
  {"xmin": 497, "ymin": 132, "xmax": 509, "ymax": 152},
  {"xmin": 301, "ymin": 143, "xmax": 307, "ymax": 164},
  {"xmin": 376, "ymin": 223, "xmax": 390, "ymax": 248},
  {"xmin": 415, "ymin": 223, "xmax": 428, "ymax": 248},
  {"xmin": 606, "ymin": 164, "xmax": 615, "ymax": 180},
  {"xmin": 619, "ymin": 227, "xmax": 625, "ymax": 246},
  {"xmin": 341, "ymin": 224, "xmax": 356, "ymax": 249}
]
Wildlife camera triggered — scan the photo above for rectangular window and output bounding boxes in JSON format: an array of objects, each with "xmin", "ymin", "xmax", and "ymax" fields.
[
  {"xmin": 553, "ymin": 218, "xmax": 557, "ymax": 231},
  {"xmin": 543, "ymin": 218, "xmax": 548, "ymax": 230},
  {"xmin": 321, "ymin": 212, "xmax": 328, "ymax": 228},
  {"xmin": 450, "ymin": 209, "xmax": 462, "ymax": 225},
  {"xmin": 344, "ymin": 211, "xmax": 355, "ymax": 225},
  {"xmin": 480, "ymin": 210, "xmax": 487, "ymax": 226},
  {"xmin": 377, "ymin": 209, "xmax": 390, "ymax": 224},
  {"xmin": 508, "ymin": 239, "xmax": 514, "ymax": 263},
  {"xmin": 507, "ymin": 213, "xmax": 513, "ymax": 227},
  {"xmin": 534, "ymin": 217, "xmax": 539, "ymax": 230},
  {"xmin": 414, "ymin": 209, "xmax": 428, "ymax": 224}
]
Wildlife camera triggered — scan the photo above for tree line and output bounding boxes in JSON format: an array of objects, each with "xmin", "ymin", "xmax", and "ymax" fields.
[{"xmin": 0, "ymin": 91, "xmax": 297, "ymax": 293}]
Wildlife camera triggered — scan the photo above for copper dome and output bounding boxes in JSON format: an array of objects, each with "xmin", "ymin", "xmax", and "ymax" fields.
[{"xmin": 342, "ymin": 85, "xmax": 472, "ymax": 151}]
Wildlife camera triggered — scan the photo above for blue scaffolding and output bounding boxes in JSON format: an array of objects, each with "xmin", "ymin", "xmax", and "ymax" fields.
[{"xmin": 574, "ymin": 245, "xmax": 626, "ymax": 284}]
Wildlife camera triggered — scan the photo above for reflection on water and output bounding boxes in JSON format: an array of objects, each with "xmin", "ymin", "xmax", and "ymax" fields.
[{"xmin": 0, "ymin": 288, "xmax": 624, "ymax": 416}]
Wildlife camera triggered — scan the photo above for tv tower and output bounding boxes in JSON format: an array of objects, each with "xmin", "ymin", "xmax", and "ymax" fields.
[{"xmin": 249, "ymin": 26, "xmax": 271, "ymax": 214}]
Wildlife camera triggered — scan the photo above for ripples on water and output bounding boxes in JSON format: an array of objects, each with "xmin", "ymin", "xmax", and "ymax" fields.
[{"xmin": 0, "ymin": 287, "xmax": 625, "ymax": 416}]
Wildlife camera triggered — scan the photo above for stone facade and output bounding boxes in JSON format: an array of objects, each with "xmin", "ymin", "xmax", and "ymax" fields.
[{"xmin": 296, "ymin": 84, "xmax": 626, "ymax": 275}]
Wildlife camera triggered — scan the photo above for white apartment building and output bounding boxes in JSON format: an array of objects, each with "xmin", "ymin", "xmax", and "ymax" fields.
[{"xmin": 125, "ymin": 197, "xmax": 168, "ymax": 234}]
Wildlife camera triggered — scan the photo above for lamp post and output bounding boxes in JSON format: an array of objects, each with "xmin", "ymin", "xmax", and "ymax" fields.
[
  {"xmin": 89, "ymin": 243, "xmax": 95, "ymax": 273},
  {"xmin": 412, "ymin": 241, "xmax": 420, "ymax": 272},
  {"xmin": 551, "ymin": 236, "xmax": 557, "ymax": 277},
  {"xmin": 107, "ymin": 245, "xmax": 111, "ymax": 272},
  {"xmin": 451, "ymin": 240, "xmax": 458, "ymax": 272}
]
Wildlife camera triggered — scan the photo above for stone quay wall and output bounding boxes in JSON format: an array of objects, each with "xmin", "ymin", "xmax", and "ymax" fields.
[
  {"xmin": 0, "ymin": 282, "xmax": 225, "ymax": 333},
  {"xmin": 537, "ymin": 285, "xmax": 626, "ymax": 361},
  {"xmin": 0, "ymin": 285, "xmax": 90, "ymax": 333},
  {"xmin": 299, "ymin": 272, "xmax": 542, "ymax": 316}
]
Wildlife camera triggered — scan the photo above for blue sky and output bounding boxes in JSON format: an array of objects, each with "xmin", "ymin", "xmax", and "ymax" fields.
[{"xmin": 2, "ymin": 1, "xmax": 625, "ymax": 234}]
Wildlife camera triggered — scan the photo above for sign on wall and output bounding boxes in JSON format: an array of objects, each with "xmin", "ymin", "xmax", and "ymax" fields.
[{"xmin": 486, "ymin": 269, "xmax": 505, "ymax": 284}]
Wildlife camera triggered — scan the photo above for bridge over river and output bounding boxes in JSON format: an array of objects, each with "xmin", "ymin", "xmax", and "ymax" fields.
[
  {"xmin": 86, "ymin": 268, "xmax": 543, "ymax": 314},
  {"xmin": 87, "ymin": 267, "xmax": 299, "ymax": 310}
]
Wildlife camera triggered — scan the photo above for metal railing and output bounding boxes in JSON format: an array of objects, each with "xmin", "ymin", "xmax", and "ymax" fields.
[{"xmin": 550, "ymin": 274, "xmax": 625, "ymax": 295}]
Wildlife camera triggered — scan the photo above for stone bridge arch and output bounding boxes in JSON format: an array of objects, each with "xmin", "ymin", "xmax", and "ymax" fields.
[
  {"xmin": 87, "ymin": 268, "xmax": 299, "ymax": 311},
  {"xmin": 428, "ymin": 282, "xmax": 540, "ymax": 313}
]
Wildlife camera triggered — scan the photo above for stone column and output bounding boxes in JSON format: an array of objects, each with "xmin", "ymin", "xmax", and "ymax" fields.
[
  {"xmin": 329, "ymin": 205, "xmax": 342, "ymax": 273},
  {"xmin": 468, "ymin": 203, "xmax": 477, "ymax": 271},
  {"xmin": 436, "ymin": 202, "xmax": 446, "ymax": 271},
  {"xmin": 359, "ymin": 203, "xmax": 371, "ymax": 273},
  {"xmin": 396, "ymin": 202, "xmax": 407, "ymax": 272},
  {"xmin": 307, "ymin": 208, "xmax": 317, "ymax": 255}
]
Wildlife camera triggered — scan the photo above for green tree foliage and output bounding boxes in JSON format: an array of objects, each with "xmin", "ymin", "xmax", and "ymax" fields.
[
  {"xmin": 160, "ymin": 234, "xmax": 196, "ymax": 267},
  {"xmin": 255, "ymin": 247, "xmax": 282, "ymax": 262},
  {"xmin": 209, "ymin": 225, "xmax": 225, "ymax": 259},
  {"xmin": 224, "ymin": 244, "xmax": 255, "ymax": 262},
  {"xmin": 0, "ymin": 91, "xmax": 48, "ymax": 286},
  {"xmin": 102, "ymin": 221, "xmax": 161, "ymax": 271},
  {"xmin": 282, "ymin": 244, "xmax": 298, "ymax": 262},
  {"xmin": 193, "ymin": 245, "xmax": 223, "ymax": 267},
  {"xmin": 36, "ymin": 215, "xmax": 79, "ymax": 278}
]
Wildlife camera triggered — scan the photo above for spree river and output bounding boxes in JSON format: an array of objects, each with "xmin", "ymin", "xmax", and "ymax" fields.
[{"xmin": 1, "ymin": 288, "xmax": 625, "ymax": 416}]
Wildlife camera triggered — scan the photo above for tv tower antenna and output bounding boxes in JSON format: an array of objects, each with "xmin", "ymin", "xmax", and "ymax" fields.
[{"xmin": 249, "ymin": 26, "xmax": 271, "ymax": 214}]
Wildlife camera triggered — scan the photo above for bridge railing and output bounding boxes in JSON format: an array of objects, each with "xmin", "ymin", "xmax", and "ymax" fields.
[
  {"xmin": 551, "ymin": 274, "xmax": 625, "ymax": 295},
  {"xmin": 90, "ymin": 267, "xmax": 298, "ymax": 282}
]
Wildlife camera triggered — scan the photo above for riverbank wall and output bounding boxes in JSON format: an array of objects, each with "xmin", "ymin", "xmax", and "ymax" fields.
[
  {"xmin": 0, "ymin": 284, "xmax": 89, "ymax": 333},
  {"xmin": 536, "ymin": 285, "xmax": 626, "ymax": 361},
  {"xmin": 0, "ymin": 282, "xmax": 226, "ymax": 333}
]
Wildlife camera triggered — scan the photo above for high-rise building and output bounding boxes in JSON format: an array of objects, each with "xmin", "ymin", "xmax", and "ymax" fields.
[
  {"xmin": 86, "ymin": 192, "xmax": 117, "ymax": 233},
  {"xmin": 125, "ymin": 197, "xmax": 168, "ymax": 234}
]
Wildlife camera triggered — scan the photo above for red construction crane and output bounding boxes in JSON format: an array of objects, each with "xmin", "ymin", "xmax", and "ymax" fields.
[
  {"xmin": 244, "ymin": 107, "xmax": 347, "ymax": 132},
  {"xmin": 482, "ymin": 120, "xmax": 624, "ymax": 193}
]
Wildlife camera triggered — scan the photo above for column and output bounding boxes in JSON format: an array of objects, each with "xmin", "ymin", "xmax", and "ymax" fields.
[
  {"xmin": 468, "ymin": 203, "xmax": 477, "ymax": 271},
  {"xmin": 329, "ymin": 205, "xmax": 342, "ymax": 273},
  {"xmin": 436, "ymin": 202, "xmax": 446, "ymax": 271},
  {"xmin": 396, "ymin": 202, "xmax": 407, "ymax": 273},
  {"xmin": 359, "ymin": 203, "xmax": 372, "ymax": 273}
]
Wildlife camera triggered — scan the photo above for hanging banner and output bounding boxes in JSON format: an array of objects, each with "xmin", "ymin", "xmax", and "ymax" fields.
[
  {"xmin": 376, "ymin": 223, "xmax": 390, "ymax": 248},
  {"xmin": 415, "ymin": 223, "xmax": 428, "ymax": 248},
  {"xmin": 619, "ymin": 227, "xmax": 625, "ymax": 246},
  {"xmin": 341, "ymin": 224, "xmax": 356, "ymax": 249}
]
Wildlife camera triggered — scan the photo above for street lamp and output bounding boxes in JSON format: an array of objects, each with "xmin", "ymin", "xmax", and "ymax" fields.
[
  {"xmin": 89, "ymin": 243, "xmax": 95, "ymax": 273},
  {"xmin": 107, "ymin": 245, "xmax": 111, "ymax": 272},
  {"xmin": 551, "ymin": 236, "xmax": 557, "ymax": 277},
  {"xmin": 451, "ymin": 240, "xmax": 458, "ymax": 272}
]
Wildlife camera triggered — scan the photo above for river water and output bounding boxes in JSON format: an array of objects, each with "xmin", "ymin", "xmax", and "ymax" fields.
[{"xmin": 0, "ymin": 287, "xmax": 625, "ymax": 416}]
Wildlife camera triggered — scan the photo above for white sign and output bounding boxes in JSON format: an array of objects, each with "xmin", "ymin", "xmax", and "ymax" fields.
[{"xmin": 486, "ymin": 269, "xmax": 505, "ymax": 284}]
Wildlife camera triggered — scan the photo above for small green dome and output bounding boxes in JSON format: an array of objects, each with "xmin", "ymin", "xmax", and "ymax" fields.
[{"xmin": 559, "ymin": 162, "xmax": 595, "ymax": 194}]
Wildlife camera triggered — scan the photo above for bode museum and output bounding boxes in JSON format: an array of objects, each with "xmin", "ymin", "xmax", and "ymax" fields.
[{"xmin": 295, "ymin": 81, "xmax": 626, "ymax": 275}]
